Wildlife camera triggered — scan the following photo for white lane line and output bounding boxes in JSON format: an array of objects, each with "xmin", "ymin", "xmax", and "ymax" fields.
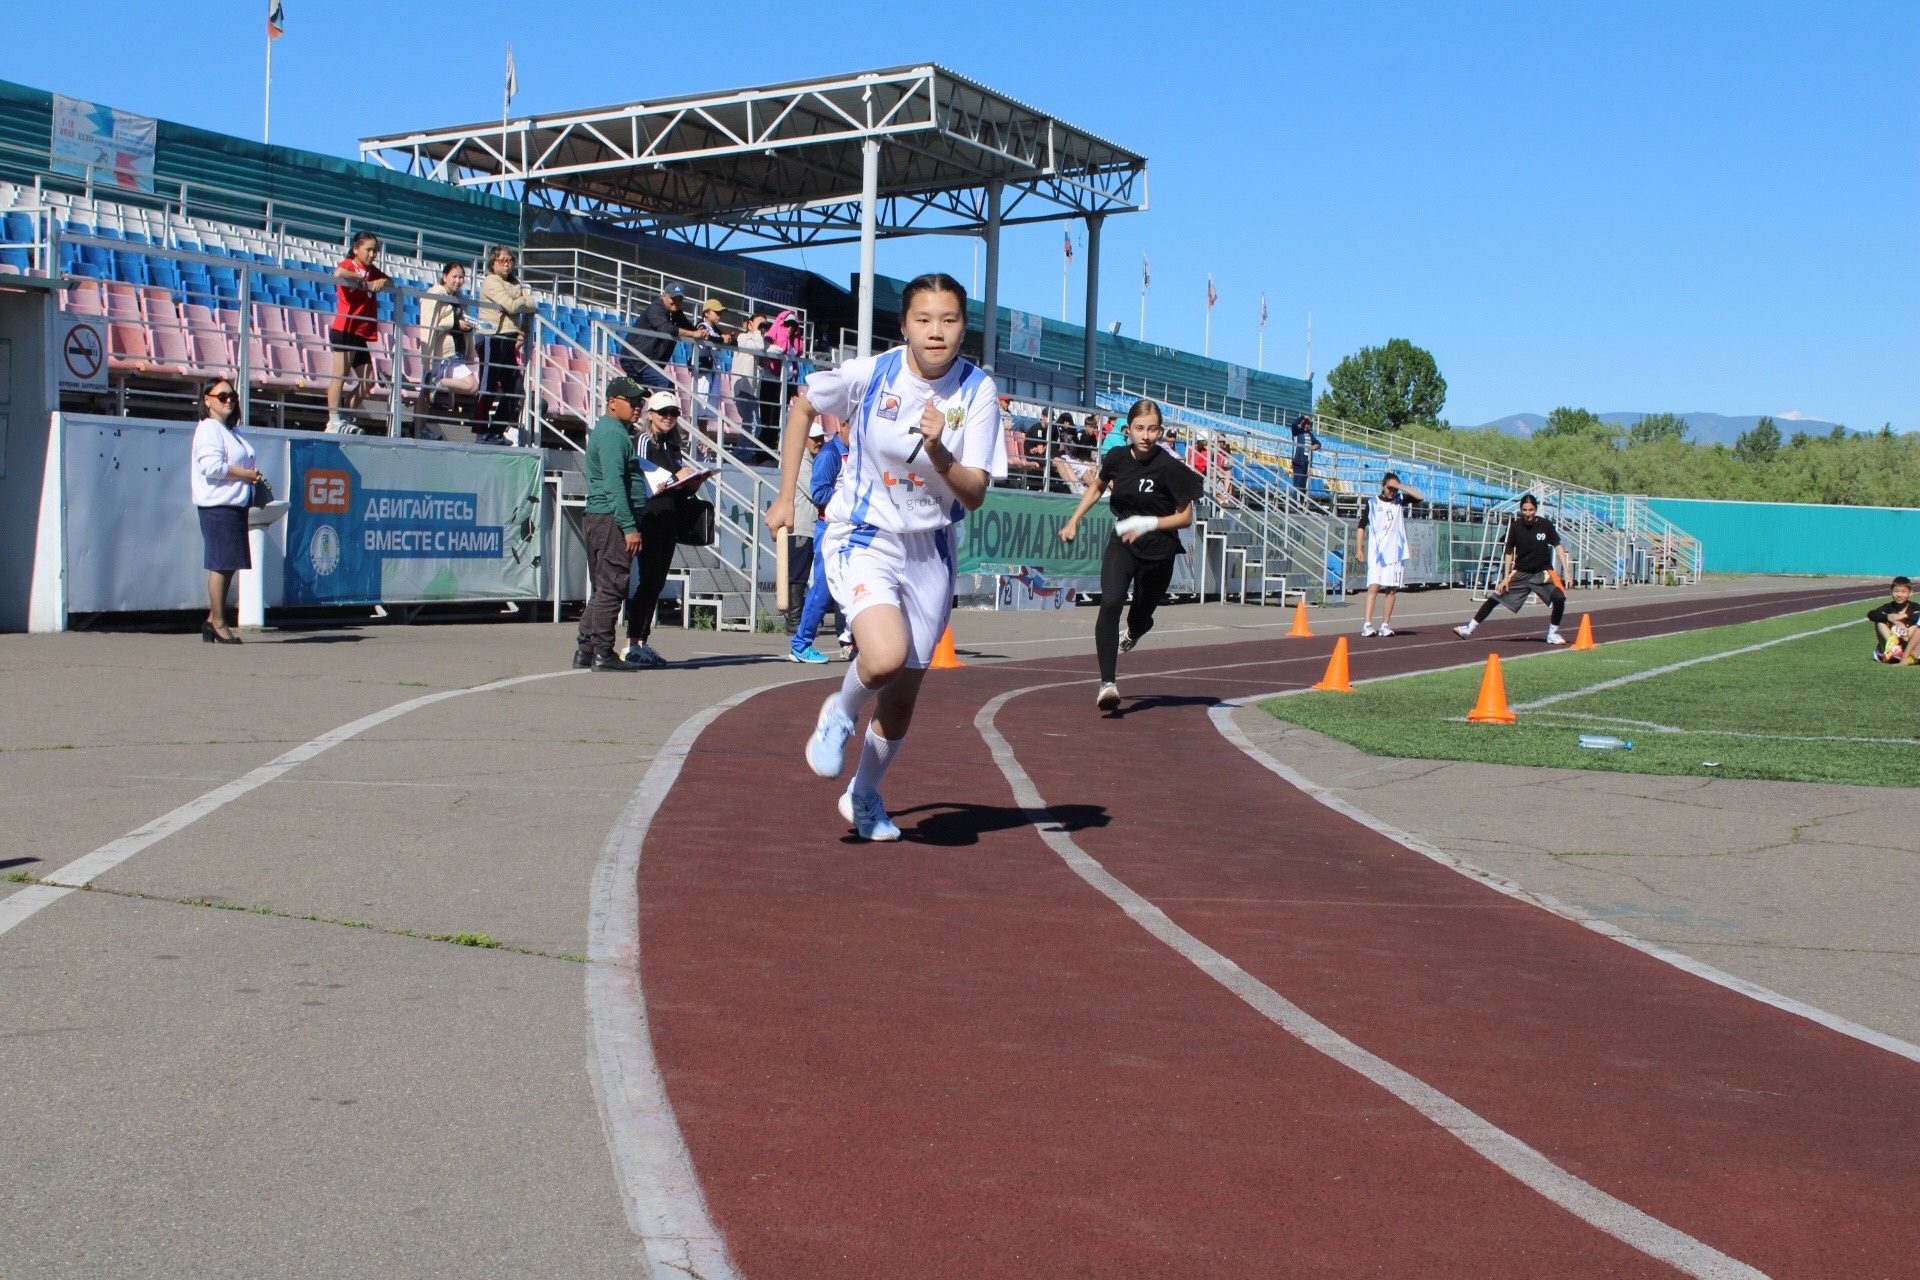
[
  {"xmin": 0, "ymin": 670, "xmax": 579, "ymax": 941},
  {"xmin": 978, "ymin": 684, "xmax": 1769, "ymax": 1280},
  {"xmin": 1210, "ymin": 695, "xmax": 1920, "ymax": 1066},
  {"xmin": 586, "ymin": 684, "xmax": 781, "ymax": 1280},
  {"xmin": 1511, "ymin": 619, "xmax": 1858, "ymax": 711}
]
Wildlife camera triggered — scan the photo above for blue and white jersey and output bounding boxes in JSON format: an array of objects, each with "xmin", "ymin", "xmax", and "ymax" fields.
[{"xmin": 804, "ymin": 348, "xmax": 1008, "ymax": 535}]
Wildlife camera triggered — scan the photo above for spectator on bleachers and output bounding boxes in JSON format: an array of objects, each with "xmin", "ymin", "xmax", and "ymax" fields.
[
  {"xmin": 1290, "ymin": 412, "xmax": 1321, "ymax": 494},
  {"xmin": 191, "ymin": 379, "xmax": 265, "ymax": 644},
  {"xmin": 420, "ymin": 261, "xmax": 474, "ymax": 362},
  {"xmin": 326, "ymin": 232, "xmax": 391, "ymax": 433},
  {"xmin": 1213, "ymin": 441, "xmax": 1236, "ymax": 505},
  {"xmin": 1052, "ymin": 433, "xmax": 1096, "ymax": 494},
  {"xmin": 734, "ymin": 312, "xmax": 771, "ymax": 446},
  {"xmin": 477, "ymin": 246, "xmax": 537, "ymax": 445},
  {"xmin": 693, "ymin": 298, "xmax": 732, "ymax": 432},
  {"xmin": 627, "ymin": 283, "xmax": 700, "ymax": 390}
]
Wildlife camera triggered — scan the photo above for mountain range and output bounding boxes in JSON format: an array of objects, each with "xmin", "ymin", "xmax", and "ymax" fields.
[{"xmin": 1472, "ymin": 412, "xmax": 1847, "ymax": 446}]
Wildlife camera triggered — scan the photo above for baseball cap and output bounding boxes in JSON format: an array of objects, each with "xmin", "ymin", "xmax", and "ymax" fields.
[
  {"xmin": 663, "ymin": 282, "xmax": 685, "ymax": 298},
  {"xmin": 808, "ymin": 422, "xmax": 826, "ymax": 438},
  {"xmin": 645, "ymin": 390, "xmax": 681, "ymax": 413},
  {"xmin": 605, "ymin": 376, "xmax": 643, "ymax": 404},
  {"xmin": 701, "ymin": 298, "xmax": 725, "ymax": 314}
]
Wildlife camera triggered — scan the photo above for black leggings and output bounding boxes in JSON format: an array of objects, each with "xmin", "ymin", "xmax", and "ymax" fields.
[
  {"xmin": 624, "ymin": 511, "xmax": 681, "ymax": 644},
  {"xmin": 1096, "ymin": 538, "xmax": 1177, "ymax": 683}
]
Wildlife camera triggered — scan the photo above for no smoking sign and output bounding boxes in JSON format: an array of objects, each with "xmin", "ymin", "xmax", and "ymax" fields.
[{"xmin": 59, "ymin": 316, "xmax": 107, "ymax": 391}]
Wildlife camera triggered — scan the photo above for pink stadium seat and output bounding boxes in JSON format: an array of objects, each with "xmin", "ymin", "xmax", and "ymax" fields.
[
  {"xmin": 539, "ymin": 361, "xmax": 568, "ymax": 419},
  {"xmin": 108, "ymin": 318, "xmax": 152, "ymax": 373},
  {"xmin": 65, "ymin": 281, "xmax": 105, "ymax": 315},
  {"xmin": 253, "ymin": 303, "xmax": 288, "ymax": 336},
  {"xmin": 145, "ymin": 297, "xmax": 194, "ymax": 379},
  {"xmin": 301, "ymin": 334, "xmax": 333, "ymax": 383},
  {"xmin": 562, "ymin": 367, "xmax": 592, "ymax": 421},
  {"xmin": 259, "ymin": 333, "xmax": 303, "ymax": 389},
  {"xmin": 189, "ymin": 323, "xmax": 235, "ymax": 380},
  {"xmin": 1004, "ymin": 429, "xmax": 1041, "ymax": 473},
  {"xmin": 105, "ymin": 281, "xmax": 140, "ymax": 321}
]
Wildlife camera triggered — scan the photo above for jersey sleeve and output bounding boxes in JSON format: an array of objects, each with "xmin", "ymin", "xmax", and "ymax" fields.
[
  {"xmin": 1545, "ymin": 520, "xmax": 1562, "ymax": 547},
  {"xmin": 802, "ymin": 356, "xmax": 868, "ymax": 422},
  {"xmin": 952, "ymin": 371, "xmax": 1008, "ymax": 479},
  {"xmin": 1167, "ymin": 460, "xmax": 1205, "ymax": 508},
  {"xmin": 1358, "ymin": 500, "xmax": 1372, "ymax": 530}
]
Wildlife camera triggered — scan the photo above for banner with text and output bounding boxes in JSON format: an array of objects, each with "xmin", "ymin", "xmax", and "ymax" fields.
[
  {"xmin": 51, "ymin": 94, "xmax": 158, "ymax": 193},
  {"xmin": 958, "ymin": 489, "xmax": 1115, "ymax": 578},
  {"xmin": 284, "ymin": 440, "xmax": 541, "ymax": 605}
]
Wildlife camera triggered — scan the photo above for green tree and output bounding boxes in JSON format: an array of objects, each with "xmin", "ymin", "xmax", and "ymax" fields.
[
  {"xmin": 1536, "ymin": 407, "xmax": 1620, "ymax": 446},
  {"xmin": 1735, "ymin": 415, "xmax": 1781, "ymax": 462},
  {"xmin": 1627, "ymin": 412, "xmax": 1688, "ymax": 445},
  {"xmin": 1315, "ymin": 338, "xmax": 1446, "ymax": 431}
]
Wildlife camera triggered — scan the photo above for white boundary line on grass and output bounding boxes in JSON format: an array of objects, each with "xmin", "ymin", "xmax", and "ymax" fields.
[
  {"xmin": 1210, "ymin": 693, "xmax": 1920, "ymax": 1066},
  {"xmin": 978, "ymin": 684, "xmax": 1769, "ymax": 1280},
  {"xmin": 1511, "ymin": 619, "xmax": 1860, "ymax": 710},
  {"xmin": 1516, "ymin": 710, "xmax": 1920, "ymax": 746},
  {"xmin": 0, "ymin": 669, "xmax": 580, "ymax": 941}
]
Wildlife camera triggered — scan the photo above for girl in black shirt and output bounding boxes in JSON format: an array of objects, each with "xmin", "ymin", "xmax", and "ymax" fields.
[{"xmin": 1060, "ymin": 399, "xmax": 1205, "ymax": 710}]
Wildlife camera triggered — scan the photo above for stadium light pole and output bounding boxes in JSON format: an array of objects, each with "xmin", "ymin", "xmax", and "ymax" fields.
[
  {"xmin": 856, "ymin": 137, "xmax": 879, "ymax": 356},
  {"xmin": 1081, "ymin": 214, "xmax": 1103, "ymax": 408},
  {"xmin": 980, "ymin": 180, "xmax": 1002, "ymax": 371}
]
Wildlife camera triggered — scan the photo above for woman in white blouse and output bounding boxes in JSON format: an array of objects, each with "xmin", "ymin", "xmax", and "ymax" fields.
[{"xmin": 190, "ymin": 380, "xmax": 265, "ymax": 643}]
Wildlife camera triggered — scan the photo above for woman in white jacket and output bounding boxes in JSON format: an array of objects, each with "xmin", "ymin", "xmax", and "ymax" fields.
[{"xmin": 190, "ymin": 379, "xmax": 265, "ymax": 643}]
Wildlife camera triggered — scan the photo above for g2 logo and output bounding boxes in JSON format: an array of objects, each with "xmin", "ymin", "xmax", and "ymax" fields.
[{"xmin": 305, "ymin": 469, "xmax": 350, "ymax": 513}]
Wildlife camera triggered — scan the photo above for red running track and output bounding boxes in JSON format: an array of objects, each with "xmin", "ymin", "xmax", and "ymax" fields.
[{"xmin": 637, "ymin": 587, "xmax": 1916, "ymax": 1278}]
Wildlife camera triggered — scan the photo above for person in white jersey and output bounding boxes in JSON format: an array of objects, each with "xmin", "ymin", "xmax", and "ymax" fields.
[
  {"xmin": 764, "ymin": 273, "xmax": 1008, "ymax": 841},
  {"xmin": 1358, "ymin": 470, "xmax": 1425, "ymax": 637}
]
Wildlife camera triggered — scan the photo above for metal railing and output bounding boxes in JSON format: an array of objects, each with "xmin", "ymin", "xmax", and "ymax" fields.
[{"xmin": 519, "ymin": 245, "xmax": 813, "ymax": 353}]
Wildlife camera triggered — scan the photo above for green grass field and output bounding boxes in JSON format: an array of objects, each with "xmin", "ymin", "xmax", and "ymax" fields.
[{"xmin": 1263, "ymin": 602, "xmax": 1918, "ymax": 788}]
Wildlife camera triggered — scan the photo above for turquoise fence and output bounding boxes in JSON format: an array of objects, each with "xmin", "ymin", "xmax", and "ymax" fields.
[{"xmin": 1645, "ymin": 498, "xmax": 1920, "ymax": 578}]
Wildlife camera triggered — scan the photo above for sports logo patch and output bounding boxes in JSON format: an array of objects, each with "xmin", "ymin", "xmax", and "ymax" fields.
[{"xmin": 877, "ymin": 393, "xmax": 901, "ymax": 421}]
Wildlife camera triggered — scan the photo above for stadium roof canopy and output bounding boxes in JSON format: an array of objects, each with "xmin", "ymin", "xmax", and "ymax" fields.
[{"xmin": 357, "ymin": 65, "xmax": 1148, "ymax": 254}]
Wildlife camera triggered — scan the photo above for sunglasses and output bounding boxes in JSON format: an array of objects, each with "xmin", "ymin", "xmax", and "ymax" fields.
[{"xmin": 207, "ymin": 390, "xmax": 236, "ymax": 403}]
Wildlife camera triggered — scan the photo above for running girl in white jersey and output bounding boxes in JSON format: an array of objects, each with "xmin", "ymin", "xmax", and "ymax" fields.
[{"xmin": 763, "ymin": 274, "xmax": 1008, "ymax": 840}]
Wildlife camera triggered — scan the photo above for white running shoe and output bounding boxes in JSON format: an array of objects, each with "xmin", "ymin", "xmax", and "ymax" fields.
[
  {"xmin": 1453, "ymin": 624, "xmax": 1474, "ymax": 639},
  {"xmin": 1119, "ymin": 628, "xmax": 1137, "ymax": 654},
  {"xmin": 1360, "ymin": 623, "xmax": 1376, "ymax": 638},
  {"xmin": 838, "ymin": 789, "xmax": 901, "ymax": 842},
  {"xmin": 1096, "ymin": 682, "xmax": 1121, "ymax": 711},
  {"xmin": 1545, "ymin": 629, "xmax": 1568, "ymax": 646},
  {"xmin": 805, "ymin": 696, "xmax": 857, "ymax": 778},
  {"xmin": 1378, "ymin": 625, "xmax": 1395, "ymax": 638}
]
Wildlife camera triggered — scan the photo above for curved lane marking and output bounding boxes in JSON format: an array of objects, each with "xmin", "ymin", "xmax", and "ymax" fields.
[
  {"xmin": 1213, "ymin": 692, "xmax": 1920, "ymax": 1064},
  {"xmin": 586, "ymin": 683, "xmax": 786, "ymax": 1280},
  {"xmin": 977, "ymin": 682, "xmax": 1769, "ymax": 1280},
  {"xmin": 0, "ymin": 669, "xmax": 581, "ymax": 941}
]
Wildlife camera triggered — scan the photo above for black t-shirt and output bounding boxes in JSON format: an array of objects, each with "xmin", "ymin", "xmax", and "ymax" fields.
[
  {"xmin": 1100, "ymin": 445, "xmax": 1205, "ymax": 561},
  {"xmin": 639, "ymin": 431, "xmax": 687, "ymax": 522},
  {"xmin": 1504, "ymin": 515, "xmax": 1561, "ymax": 574},
  {"xmin": 1868, "ymin": 597, "xmax": 1918, "ymax": 628}
]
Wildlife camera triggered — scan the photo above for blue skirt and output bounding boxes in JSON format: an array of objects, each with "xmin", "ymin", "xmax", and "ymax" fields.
[{"xmin": 198, "ymin": 504, "xmax": 252, "ymax": 572}]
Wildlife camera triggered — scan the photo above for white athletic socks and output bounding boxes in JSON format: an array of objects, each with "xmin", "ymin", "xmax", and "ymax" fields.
[
  {"xmin": 1459, "ymin": 619, "xmax": 1478, "ymax": 635},
  {"xmin": 851, "ymin": 724, "xmax": 903, "ymax": 796},
  {"xmin": 832, "ymin": 664, "xmax": 878, "ymax": 723}
]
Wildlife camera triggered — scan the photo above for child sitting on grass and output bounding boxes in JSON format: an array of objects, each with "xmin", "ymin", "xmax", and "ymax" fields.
[{"xmin": 1867, "ymin": 576, "xmax": 1918, "ymax": 665}]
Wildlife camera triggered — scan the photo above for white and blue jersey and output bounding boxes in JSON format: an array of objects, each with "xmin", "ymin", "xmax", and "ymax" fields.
[{"xmin": 804, "ymin": 349, "xmax": 1008, "ymax": 535}]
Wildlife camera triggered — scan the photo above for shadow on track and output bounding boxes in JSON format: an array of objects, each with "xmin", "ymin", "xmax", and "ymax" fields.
[
  {"xmin": 876, "ymin": 801, "xmax": 1112, "ymax": 847},
  {"xmin": 1108, "ymin": 693, "xmax": 1223, "ymax": 719}
]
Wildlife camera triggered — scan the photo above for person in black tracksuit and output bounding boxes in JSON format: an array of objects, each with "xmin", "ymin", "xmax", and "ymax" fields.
[
  {"xmin": 1060, "ymin": 399, "xmax": 1205, "ymax": 711},
  {"xmin": 621, "ymin": 391, "xmax": 703, "ymax": 666}
]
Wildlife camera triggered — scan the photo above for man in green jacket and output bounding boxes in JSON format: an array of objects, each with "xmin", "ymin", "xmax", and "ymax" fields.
[{"xmin": 575, "ymin": 378, "xmax": 649, "ymax": 671}]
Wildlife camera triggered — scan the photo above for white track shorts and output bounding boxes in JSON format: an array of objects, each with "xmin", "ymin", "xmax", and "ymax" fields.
[
  {"xmin": 1367, "ymin": 559, "xmax": 1407, "ymax": 590},
  {"xmin": 821, "ymin": 522, "xmax": 958, "ymax": 670}
]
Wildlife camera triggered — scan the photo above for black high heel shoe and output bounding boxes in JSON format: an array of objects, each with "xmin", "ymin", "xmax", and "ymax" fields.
[{"xmin": 203, "ymin": 621, "xmax": 243, "ymax": 645}]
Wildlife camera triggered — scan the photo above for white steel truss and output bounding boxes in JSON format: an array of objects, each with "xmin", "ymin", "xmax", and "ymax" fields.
[{"xmin": 358, "ymin": 65, "xmax": 1147, "ymax": 250}]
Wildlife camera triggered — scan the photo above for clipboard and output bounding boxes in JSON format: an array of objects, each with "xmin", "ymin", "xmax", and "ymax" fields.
[{"xmin": 645, "ymin": 466, "xmax": 718, "ymax": 498}]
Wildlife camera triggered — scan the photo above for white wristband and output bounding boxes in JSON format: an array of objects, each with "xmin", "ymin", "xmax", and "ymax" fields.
[{"xmin": 1115, "ymin": 515, "xmax": 1159, "ymax": 539}]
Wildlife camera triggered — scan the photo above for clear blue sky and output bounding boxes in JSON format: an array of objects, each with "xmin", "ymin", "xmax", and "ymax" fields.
[{"xmin": 5, "ymin": 1, "xmax": 1914, "ymax": 429}]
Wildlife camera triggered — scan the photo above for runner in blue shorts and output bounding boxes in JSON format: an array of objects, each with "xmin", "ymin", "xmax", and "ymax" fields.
[{"xmin": 764, "ymin": 273, "xmax": 1009, "ymax": 841}]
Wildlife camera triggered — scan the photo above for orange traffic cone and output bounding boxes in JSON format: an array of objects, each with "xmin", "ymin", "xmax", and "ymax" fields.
[
  {"xmin": 1467, "ymin": 654, "xmax": 1517, "ymax": 723},
  {"xmin": 1287, "ymin": 599, "xmax": 1314, "ymax": 638},
  {"xmin": 1569, "ymin": 613, "xmax": 1596, "ymax": 650},
  {"xmin": 1311, "ymin": 636, "xmax": 1353, "ymax": 692},
  {"xmin": 930, "ymin": 624, "xmax": 965, "ymax": 670}
]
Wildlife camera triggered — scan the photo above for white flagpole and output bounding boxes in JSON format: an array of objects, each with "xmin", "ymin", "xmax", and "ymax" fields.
[
  {"xmin": 263, "ymin": 25, "xmax": 273, "ymax": 144},
  {"xmin": 1140, "ymin": 252, "xmax": 1148, "ymax": 342},
  {"xmin": 1306, "ymin": 310, "xmax": 1313, "ymax": 382}
]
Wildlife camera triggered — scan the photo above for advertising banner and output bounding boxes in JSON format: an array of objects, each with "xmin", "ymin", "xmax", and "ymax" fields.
[
  {"xmin": 1009, "ymin": 311, "xmax": 1042, "ymax": 360},
  {"xmin": 957, "ymin": 489, "xmax": 1115, "ymax": 578},
  {"xmin": 1226, "ymin": 363, "xmax": 1249, "ymax": 401},
  {"xmin": 284, "ymin": 439, "xmax": 541, "ymax": 605},
  {"xmin": 51, "ymin": 94, "xmax": 158, "ymax": 194}
]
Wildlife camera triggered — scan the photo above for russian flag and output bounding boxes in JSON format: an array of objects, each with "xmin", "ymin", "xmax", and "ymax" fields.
[{"xmin": 267, "ymin": 0, "xmax": 285, "ymax": 39}]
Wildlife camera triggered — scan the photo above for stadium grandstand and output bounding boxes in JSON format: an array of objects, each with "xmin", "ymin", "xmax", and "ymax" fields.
[{"xmin": 0, "ymin": 67, "xmax": 1700, "ymax": 636}]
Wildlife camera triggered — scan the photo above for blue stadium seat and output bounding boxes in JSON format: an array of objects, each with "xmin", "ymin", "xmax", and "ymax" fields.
[
  {"xmin": 0, "ymin": 247, "xmax": 30, "ymax": 272},
  {"xmin": 1, "ymin": 212, "xmax": 33, "ymax": 243}
]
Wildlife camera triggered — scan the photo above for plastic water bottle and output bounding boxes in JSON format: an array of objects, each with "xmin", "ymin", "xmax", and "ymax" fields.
[{"xmin": 1578, "ymin": 734, "xmax": 1632, "ymax": 751}]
